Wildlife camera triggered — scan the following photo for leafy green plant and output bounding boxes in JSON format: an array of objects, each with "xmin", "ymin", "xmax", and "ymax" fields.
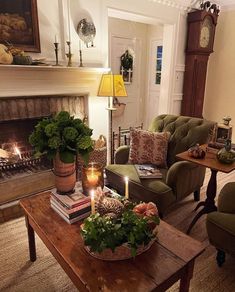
[
  {"xmin": 29, "ymin": 111, "xmax": 93, "ymax": 164},
  {"xmin": 81, "ymin": 208, "xmax": 160, "ymax": 256}
]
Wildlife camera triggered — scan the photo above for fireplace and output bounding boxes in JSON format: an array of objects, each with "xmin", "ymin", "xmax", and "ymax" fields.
[{"xmin": 0, "ymin": 94, "xmax": 87, "ymax": 205}]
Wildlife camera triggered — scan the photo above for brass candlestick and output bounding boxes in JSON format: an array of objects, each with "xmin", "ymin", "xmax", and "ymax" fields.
[
  {"xmin": 79, "ymin": 49, "xmax": 83, "ymax": 67},
  {"xmin": 66, "ymin": 41, "xmax": 73, "ymax": 67},
  {"xmin": 53, "ymin": 42, "xmax": 61, "ymax": 66}
]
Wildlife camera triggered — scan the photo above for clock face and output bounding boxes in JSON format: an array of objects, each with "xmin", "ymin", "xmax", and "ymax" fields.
[
  {"xmin": 200, "ymin": 26, "xmax": 210, "ymax": 48},
  {"xmin": 199, "ymin": 17, "xmax": 213, "ymax": 48}
]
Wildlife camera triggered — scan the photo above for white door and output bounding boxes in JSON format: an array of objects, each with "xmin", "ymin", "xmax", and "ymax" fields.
[
  {"xmin": 145, "ymin": 39, "xmax": 163, "ymax": 127},
  {"xmin": 110, "ymin": 35, "xmax": 142, "ymax": 132}
]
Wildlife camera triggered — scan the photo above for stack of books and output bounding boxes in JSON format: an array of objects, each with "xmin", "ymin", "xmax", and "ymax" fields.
[
  {"xmin": 50, "ymin": 185, "xmax": 91, "ymax": 224},
  {"xmin": 135, "ymin": 164, "xmax": 162, "ymax": 179}
]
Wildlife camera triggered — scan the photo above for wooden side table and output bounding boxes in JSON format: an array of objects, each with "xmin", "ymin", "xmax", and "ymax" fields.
[{"xmin": 176, "ymin": 145, "xmax": 235, "ymax": 234}]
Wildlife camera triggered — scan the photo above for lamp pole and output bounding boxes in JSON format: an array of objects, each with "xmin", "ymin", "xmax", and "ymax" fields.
[{"xmin": 107, "ymin": 96, "xmax": 117, "ymax": 164}]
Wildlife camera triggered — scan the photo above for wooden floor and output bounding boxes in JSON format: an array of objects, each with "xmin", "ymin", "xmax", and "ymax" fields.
[{"xmin": 164, "ymin": 169, "xmax": 235, "ymax": 244}]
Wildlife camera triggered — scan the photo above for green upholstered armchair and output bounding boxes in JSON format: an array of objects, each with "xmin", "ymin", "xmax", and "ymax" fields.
[
  {"xmin": 206, "ymin": 182, "xmax": 235, "ymax": 267},
  {"xmin": 105, "ymin": 114, "xmax": 214, "ymax": 216}
]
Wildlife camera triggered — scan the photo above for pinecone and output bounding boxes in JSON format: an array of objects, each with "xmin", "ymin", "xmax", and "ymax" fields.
[{"xmin": 96, "ymin": 196, "xmax": 124, "ymax": 218}]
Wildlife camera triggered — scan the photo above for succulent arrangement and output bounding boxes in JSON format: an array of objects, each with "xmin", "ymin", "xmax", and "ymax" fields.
[
  {"xmin": 29, "ymin": 111, "xmax": 93, "ymax": 164},
  {"xmin": 81, "ymin": 192, "xmax": 160, "ymax": 257}
]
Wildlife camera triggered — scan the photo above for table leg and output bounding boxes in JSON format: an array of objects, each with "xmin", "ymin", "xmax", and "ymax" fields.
[
  {"xmin": 204, "ymin": 169, "xmax": 218, "ymax": 211},
  {"xmin": 187, "ymin": 169, "xmax": 218, "ymax": 234},
  {"xmin": 179, "ymin": 261, "xmax": 194, "ymax": 292},
  {"xmin": 25, "ymin": 215, "xmax": 37, "ymax": 262}
]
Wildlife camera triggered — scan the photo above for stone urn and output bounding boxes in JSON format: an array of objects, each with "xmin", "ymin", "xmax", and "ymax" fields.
[{"xmin": 53, "ymin": 153, "xmax": 76, "ymax": 194}]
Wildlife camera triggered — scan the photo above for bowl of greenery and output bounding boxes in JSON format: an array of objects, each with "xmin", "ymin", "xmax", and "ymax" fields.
[
  {"xmin": 81, "ymin": 197, "xmax": 160, "ymax": 260},
  {"xmin": 29, "ymin": 111, "xmax": 93, "ymax": 194}
]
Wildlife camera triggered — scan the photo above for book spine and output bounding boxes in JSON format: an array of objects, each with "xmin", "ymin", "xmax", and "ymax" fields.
[
  {"xmin": 51, "ymin": 193, "xmax": 90, "ymax": 209},
  {"xmin": 51, "ymin": 200, "xmax": 91, "ymax": 219},
  {"xmin": 51, "ymin": 204, "xmax": 90, "ymax": 224},
  {"xmin": 50, "ymin": 197, "xmax": 91, "ymax": 215}
]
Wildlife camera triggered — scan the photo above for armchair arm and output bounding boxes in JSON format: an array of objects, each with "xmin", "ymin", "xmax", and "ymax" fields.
[
  {"xmin": 114, "ymin": 145, "xmax": 130, "ymax": 164},
  {"xmin": 166, "ymin": 161, "xmax": 206, "ymax": 200},
  {"xmin": 218, "ymin": 182, "xmax": 235, "ymax": 214}
]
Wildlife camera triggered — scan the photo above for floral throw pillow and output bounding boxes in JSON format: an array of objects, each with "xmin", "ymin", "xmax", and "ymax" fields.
[{"xmin": 128, "ymin": 129, "xmax": 170, "ymax": 167}]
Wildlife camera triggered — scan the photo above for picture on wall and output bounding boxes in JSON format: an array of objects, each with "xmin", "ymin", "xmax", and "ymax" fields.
[
  {"xmin": 120, "ymin": 50, "xmax": 133, "ymax": 84},
  {"xmin": 0, "ymin": 0, "xmax": 40, "ymax": 52}
]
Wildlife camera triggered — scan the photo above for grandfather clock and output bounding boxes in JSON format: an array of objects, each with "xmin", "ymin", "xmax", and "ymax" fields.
[{"xmin": 181, "ymin": 3, "xmax": 219, "ymax": 118}]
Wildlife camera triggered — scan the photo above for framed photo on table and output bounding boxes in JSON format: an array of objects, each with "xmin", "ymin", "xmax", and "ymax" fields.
[
  {"xmin": 0, "ymin": 0, "xmax": 40, "ymax": 52},
  {"xmin": 215, "ymin": 124, "xmax": 232, "ymax": 144}
]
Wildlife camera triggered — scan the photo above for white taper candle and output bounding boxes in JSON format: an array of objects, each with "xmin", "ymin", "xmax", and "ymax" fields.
[{"xmin": 124, "ymin": 176, "xmax": 129, "ymax": 199}]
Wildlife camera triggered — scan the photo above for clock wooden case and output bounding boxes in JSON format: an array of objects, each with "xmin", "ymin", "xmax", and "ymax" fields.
[{"xmin": 181, "ymin": 6, "xmax": 219, "ymax": 118}]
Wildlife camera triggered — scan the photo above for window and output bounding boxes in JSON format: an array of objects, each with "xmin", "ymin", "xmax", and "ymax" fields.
[{"xmin": 155, "ymin": 45, "xmax": 163, "ymax": 85}]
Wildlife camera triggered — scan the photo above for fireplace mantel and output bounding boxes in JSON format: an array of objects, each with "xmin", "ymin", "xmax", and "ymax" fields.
[{"xmin": 0, "ymin": 65, "xmax": 109, "ymax": 98}]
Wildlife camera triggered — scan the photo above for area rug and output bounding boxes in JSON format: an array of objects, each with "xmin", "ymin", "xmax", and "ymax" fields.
[{"xmin": 0, "ymin": 217, "xmax": 235, "ymax": 292}]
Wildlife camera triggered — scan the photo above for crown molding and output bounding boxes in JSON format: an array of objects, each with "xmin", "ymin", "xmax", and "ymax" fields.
[{"xmin": 148, "ymin": 0, "xmax": 200, "ymax": 12}]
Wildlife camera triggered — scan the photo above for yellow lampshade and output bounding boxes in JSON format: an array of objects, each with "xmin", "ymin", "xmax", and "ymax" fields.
[{"xmin": 97, "ymin": 74, "xmax": 127, "ymax": 97}]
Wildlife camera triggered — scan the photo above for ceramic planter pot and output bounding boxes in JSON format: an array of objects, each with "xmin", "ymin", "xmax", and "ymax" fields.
[{"xmin": 53, "ymin": 153, "xmax": 76, "ymax": 195}]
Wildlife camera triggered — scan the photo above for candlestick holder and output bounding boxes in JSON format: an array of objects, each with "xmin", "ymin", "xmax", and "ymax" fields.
[
  {"xmin": 66, "ymin": 41, "xmax": 73, "ymax": 67},
  {"xmin": 53, "ymin": 42, "xmax": 61, "ymax": 66},
  {"xmin": 79, "ymin": 49, "xmax": 83, "ymax": 67}
]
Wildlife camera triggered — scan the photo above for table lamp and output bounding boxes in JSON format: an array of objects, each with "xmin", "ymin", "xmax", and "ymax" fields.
[{"xmin": 97, "ymin": 74, "xmax": 127, "ymax": 163}]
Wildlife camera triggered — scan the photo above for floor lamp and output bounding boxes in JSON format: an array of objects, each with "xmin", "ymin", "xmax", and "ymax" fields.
[{"xmin": 97, "ymin": 74, "xmax": 127, "ymax": 163}]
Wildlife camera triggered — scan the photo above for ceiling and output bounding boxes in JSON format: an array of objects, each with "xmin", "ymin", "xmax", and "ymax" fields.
[{"xmin": 149, "ymin": 0, "xmax": 235, "ymax": 10}]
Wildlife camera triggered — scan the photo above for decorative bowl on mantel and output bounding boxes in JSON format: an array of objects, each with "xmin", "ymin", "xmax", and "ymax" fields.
[{"xmin": 80, "ymin": 190, "xmax": 160, "ymax": 261}]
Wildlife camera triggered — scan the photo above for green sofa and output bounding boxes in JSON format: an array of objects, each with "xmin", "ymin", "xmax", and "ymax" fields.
[
  {"xmin": 105, "ymin": 114, "xmax": 214, "ymax": 216},
  {"xmin": 206, "ymin": 182, "xmax": 235, "ymax": 266}
]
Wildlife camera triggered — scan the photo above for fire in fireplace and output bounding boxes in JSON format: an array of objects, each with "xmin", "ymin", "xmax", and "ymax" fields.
[
  {"xmin": 0, "ymin": 117, "xmax": 51, "ymax": 181},
  {"xmin": 0, "ymin": 94, "xmax": 87, "ymax": 205}
]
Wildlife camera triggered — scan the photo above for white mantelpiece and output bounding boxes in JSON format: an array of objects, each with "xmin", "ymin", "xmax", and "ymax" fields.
[
  {"xmin": 0, "ymin": 65, "xmax": 109, "ymax": 141},
  {"xmin": 0, "ymin": 65, "xmax": 109, "ymax": 97}
]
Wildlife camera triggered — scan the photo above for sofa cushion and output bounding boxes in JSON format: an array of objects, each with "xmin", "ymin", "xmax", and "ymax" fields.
[
  {"xmin": 207, "ymin": 212, "xmax": 235, "ymax": 254},
  {"xmin": 128, "ymin": 129, "xmax": 170, "ymax": 167},
  {"xmin": 105, "ymin": 164, "xmax": 175, "ymax": 214}
]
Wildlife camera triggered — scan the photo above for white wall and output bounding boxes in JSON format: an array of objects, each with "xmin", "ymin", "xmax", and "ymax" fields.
[
  {"xmin": 2, "ymin": 0, "xmax": 188, "ymax": 145},
  {"xmin": 203, "ymin": 9, "xmax": 235, "ymax": 143}
]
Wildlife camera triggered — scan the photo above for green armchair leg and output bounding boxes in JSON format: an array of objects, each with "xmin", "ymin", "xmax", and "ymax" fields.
[
  {"xmin": 216, "ymin": 249, "xmax": 226, "ymax": 267},
  {"xmin": 194, "ymin": 189, "xmax": 200, "ymax": 201}
]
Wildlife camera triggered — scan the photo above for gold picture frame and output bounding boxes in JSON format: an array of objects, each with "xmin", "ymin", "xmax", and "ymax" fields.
[{"xmin": 0, "ymin": 0, "xmax": 40, "ymax": 52}]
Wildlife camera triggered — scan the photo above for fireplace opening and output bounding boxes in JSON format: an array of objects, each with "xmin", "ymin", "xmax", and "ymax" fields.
[
  {"xmin": 0, "ymin": 94, "xmax": 86, "ymax": 206},
  {"xmin": 0, "ymin": 117, "xmax": 52, "ymax": 181}
]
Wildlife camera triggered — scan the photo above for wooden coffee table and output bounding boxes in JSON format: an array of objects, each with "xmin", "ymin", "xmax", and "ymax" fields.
[
  {"xmin": 20, "ymin": 192, "xmax": 204, "ymax": 292},
  {"xmin": 176, "ymin": 144, "xmax": 235, "ymax": 234}
]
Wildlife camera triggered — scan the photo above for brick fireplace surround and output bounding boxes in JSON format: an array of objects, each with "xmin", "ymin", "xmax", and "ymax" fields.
[{"xmin": 0, "ymin": 65, "xmax": 107, "ymax": 222}]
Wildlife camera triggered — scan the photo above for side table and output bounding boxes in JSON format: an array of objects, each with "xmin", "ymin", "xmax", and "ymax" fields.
[{"xmin": 176, "ymin": 144, "xmax": 235, "ymax": 234}]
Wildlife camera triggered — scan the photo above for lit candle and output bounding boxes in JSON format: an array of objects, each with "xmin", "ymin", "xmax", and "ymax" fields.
[
  {"xmin": 90, "ymin": 190, "xmax": 95, "ymax": 215},
  {"xmin": 67, "ymin": 0, "xmax": 71, "ymax": 42},
  {"xmin": 87, "ymin": 167, "xmax": 99, "ymax": 186},
  {"xmin": 55, "ymin": 34, "xmax": 57, "ymax": 43},
  {"xmin": 124, "ymin": 176, "xmax": 129, "ymax": 199}
]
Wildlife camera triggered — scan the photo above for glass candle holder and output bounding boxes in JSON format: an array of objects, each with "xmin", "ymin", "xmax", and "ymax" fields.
[{"xmin": 81, "ymin": 162, "xmax": 104, "ymax": 195}]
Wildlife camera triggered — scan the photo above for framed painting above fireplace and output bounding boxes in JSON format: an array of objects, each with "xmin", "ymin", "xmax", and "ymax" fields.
[{"xmin": 0, "ymin": 0, "xmax": 40, "ymax": 52}]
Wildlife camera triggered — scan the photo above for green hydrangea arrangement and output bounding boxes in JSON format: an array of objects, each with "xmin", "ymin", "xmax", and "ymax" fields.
[{"xmin": 29, "ymin": 111, "xmax": 93, "ymax": 164}]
